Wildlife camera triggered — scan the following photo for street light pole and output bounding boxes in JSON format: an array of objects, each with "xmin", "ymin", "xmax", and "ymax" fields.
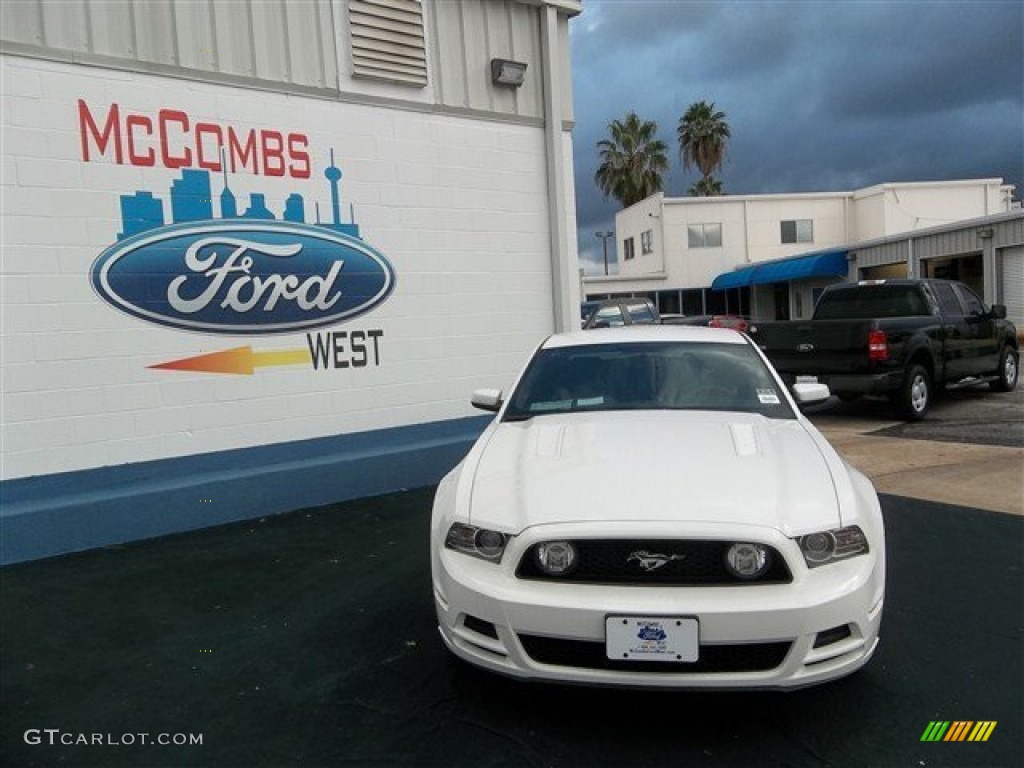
[{"xmin": 595, "ymin": 230, "xmax": 614, "ymax": 275}]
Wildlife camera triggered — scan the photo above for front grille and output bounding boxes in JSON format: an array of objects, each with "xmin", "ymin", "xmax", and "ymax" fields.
[
  {"xmin": 517, "ymin": 539, "xmax": 791, "ymax": 585},
  {"xmin": 519, "ymin": 634, "xmax": 792, "ymax": 674}
]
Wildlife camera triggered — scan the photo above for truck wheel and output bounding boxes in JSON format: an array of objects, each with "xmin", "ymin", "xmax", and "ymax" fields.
[
  {"xmin": 989, "ymin": 347, "xmax": 1019, "ymax": 392},
  {"xmin": 892, "ymin": 364, "xmax": 931, "ymax": 421}
]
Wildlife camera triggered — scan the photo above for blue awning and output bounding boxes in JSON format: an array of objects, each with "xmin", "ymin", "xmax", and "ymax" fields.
[{"xmin": 711, "ymin": 250, "xmax": 849, "ymax": 290}]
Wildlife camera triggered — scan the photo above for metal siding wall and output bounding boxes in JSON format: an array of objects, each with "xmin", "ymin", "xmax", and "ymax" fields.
[
  {"xmin": 916, "ymin": 230, "xmax": 978, "ymax": 260},
  {"xmin": 431, "ymin": 0, "xmax": 467, "ymax": 106},
  {"xmin": 285, "ymin": 2, "xmax": 328, "ymax": 88},
  {"xmin": 317, "ymin": 1, "xmax": 339, "ymax": 90},
  {"xmin": 1, "ymin": 0, "xmax": 337, "ymax": 91},
  {"xmin": 213, "ymin": 1, "xmax": 258, "ymax": 78},
  {"xmin": 856, "ymin": 241, "xmax": 908, "ymax": 268},
  {"xmin": 40, "ymin": 0, "xmax": 89, "ymax": 50},
  {"xmin": 173, "ymin": 2, "xmax": 218, "ymax": 72},
  {"xmin": 429, "ymin": 0, "xmax": 543, "ymax": 119},
  {"xmin": 999, "ymin": 246, "xmax": 1024, "ymax": 325},
  {"xmin": 510, "ymin": 0, "xmax": 542, "ymax": 117},
  {"xmin": 483, "ymin": 0, "xmax": 516, "ymax": 114},
  {"xmin": 1, "ymin": 0, "xmax": 544, "ymax": 116},
  {"xmin": 250, "ymin": 0, "xmax": 290, "ymax": 82},
  {"xmin": 461, "ymin": 0, "xmax": 491, "ymax": 109},
  {"xmin": 89, "ymin": 0, "xmax": 136, "ymax": 60},
  {"xmin": 995, "ymin": 217, "xmax": 1024, "ymax": 248},
  {"xmin": 1, "ymin": 2, "xmax": 43, "ymax": 46},
  {"xmin": 134, "ymin": 0, "xmax": 177, "ymax": 66}
]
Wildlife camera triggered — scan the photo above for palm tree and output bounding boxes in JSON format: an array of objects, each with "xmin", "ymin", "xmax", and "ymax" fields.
[
  {"xmin": 678, "ymin": 101, "xmax": 730, "ymax": 195},
  {"xmin": 688, "ymin": 176, "xmax": 723, "ymax": 197},
  {"xmin": 594, "ymin": 112, "xmax": 669, "ymax": 207}
]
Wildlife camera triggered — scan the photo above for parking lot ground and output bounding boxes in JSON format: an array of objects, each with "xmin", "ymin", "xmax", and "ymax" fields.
[
  {"xmin": 809, "ymin": 386, "xmax": 1024, "ymax": 516},
  {"xmin": 2, "ymin": 488, "xmax": 1021, "ymax": 768}
]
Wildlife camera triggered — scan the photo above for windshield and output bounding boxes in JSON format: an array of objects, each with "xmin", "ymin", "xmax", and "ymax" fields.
[{"xmin": 504, "ymin": 341, "xmax": 795, "ymax": 420}]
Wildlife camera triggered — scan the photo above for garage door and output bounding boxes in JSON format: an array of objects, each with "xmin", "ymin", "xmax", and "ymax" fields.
[{"xmin": 1001, "ymin": 245, "xmax": 1024, "ymax": 327}]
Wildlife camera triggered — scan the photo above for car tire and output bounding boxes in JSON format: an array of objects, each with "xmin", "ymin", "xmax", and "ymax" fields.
[
  {"xmin": 989, "ymin": 346, "xmax": 1019, "ymax": 392},
  {"xmin": 892, "ymin": 364, "xmax": 931, "ymax": 421}
]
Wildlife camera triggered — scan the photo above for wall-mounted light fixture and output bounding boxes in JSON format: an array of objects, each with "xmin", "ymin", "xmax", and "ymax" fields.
[
  {"xmin": 491, "ymin": 58, "xmax": 527, "ymax": 87},
  {"xmin": 977, "ymin": 227, "xmax": 994, "ymax": 239}
]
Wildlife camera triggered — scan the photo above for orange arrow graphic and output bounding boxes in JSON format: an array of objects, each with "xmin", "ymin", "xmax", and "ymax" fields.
[{"xmin": 150, "ymin": 346, "xmax": 312, "ymax": 375}]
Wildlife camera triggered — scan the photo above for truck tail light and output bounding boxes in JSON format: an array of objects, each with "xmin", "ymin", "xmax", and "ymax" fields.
[{"xmin": 868, "ymin": 330, "xmax": 888, "ymax": 361}]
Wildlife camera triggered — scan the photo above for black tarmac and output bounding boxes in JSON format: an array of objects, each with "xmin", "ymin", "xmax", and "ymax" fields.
[{"xmin": 1, "ymin": 489, "xmax": 1021, "ymax": 768}]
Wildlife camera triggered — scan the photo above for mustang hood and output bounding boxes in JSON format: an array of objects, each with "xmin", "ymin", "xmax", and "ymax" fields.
[{"xmin": 468, "ymin": 411, "xmax": 840, "ymax": 537}]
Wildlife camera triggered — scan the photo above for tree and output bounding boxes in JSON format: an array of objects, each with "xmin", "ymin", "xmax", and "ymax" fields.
[
  {"xmin": 688, "ymin": 176, "xmax": 723, "ymax": 197},
  {"xmin": 594, "ymin": 112, "xmax": 669, "ymax": 208},
  {"xmin": 678, "ymin": 101, "xmax": 730, "ymax": 195}
]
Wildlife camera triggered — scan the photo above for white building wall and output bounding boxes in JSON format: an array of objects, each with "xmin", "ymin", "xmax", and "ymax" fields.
[
  {"xmin": 599, "ymin": 179, "xmax": 1015, "ymax": 299},
  {"xmin": 741, "ymin": 196, "xmax": 847, "ymax": 265},
  {"xmin": 851, "ymin": 180, "xmax": 1012, "ymax": 241},
  {"xmin": 0, "ymin": 53, "xmax": 559, "ymax": 480},
  {"xmin": 664, "ymin": 199, "xmax": 746, "ymax": 287},
  {"xmin": 615, "ymin": 195, "xmax": 664, "ymax": 276}
]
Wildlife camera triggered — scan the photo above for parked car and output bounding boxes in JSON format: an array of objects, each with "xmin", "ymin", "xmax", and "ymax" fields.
[
  {"xmin": 750, "ymin": 279, "xmax": 1018, "ymax": 420},
  {"xmin": 431, "ymin": 326, "xmax": 885, "ymax": 689},
  {"xmin": 581, "ymin": 298, "xmax": 660, "ymax": 329},
  {"xmin": 662, "ymin": 313, "xmax": 751, "ymax": 332}
]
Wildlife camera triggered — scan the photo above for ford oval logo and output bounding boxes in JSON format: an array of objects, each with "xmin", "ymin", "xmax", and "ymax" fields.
[{"xmin": 90, "ymin": 220, "xmax": 395, "ymax": 335}]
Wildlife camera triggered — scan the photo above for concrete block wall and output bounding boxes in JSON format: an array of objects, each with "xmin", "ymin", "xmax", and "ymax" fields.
[{"xmin": 1, "ymin": 53, "xmax": 557, "ymax": 486}]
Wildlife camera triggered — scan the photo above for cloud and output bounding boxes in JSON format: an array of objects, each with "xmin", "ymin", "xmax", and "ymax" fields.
[{"xmin": 570, "ymin": 0, "xmax": 1024, "ymax": 262}]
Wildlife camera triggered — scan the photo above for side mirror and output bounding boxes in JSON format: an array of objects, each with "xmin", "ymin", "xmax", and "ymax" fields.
[
  {"xmin": 791, "ymin": 382, "xmax": 831, "ymax": 407},
  {"xmin": 470, "ymin": 388, "xmax": 503, "ymax": 413},
  {"xmin": 990, "ymin": 304, "xmax": 1007, "ymax": 319}
]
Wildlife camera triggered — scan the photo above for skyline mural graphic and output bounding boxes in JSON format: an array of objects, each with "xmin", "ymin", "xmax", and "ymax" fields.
[{"xmin": 117, "ymin": 149, "xmax": 361, "ymax": 241}]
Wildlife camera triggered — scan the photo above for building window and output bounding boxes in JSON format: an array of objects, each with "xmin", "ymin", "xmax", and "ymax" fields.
[
  {"xmin": 349, "ymin": 0, "xmax": 428, "ymax": 87},
  {"xmin": 781, "ymin": 219, "xmax": 813, "ymax": 244},
  {"xmin": 687, "ymin": 223, "xmax": 722, "ymax": 248},
  {"xmin": 641, "ymin": 229, "xmax": 654, "ymax": 254},
  {"xmin": 623, "ymin": 237, "xmax": 636, "ymax": 260}
]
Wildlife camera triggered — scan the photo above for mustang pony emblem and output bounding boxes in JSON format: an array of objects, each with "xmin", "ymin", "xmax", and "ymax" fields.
[{"xmin": 627, "ymin": 551, "xmax": 686, "ymax": 571}]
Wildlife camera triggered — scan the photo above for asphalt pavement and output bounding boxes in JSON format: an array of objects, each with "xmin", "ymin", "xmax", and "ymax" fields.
[
  {"xmin": 2, "ymin": 486, "xmax": 1022, "ymax": 767},
  {"xmin": 809, "ymin": 385, "xmax": 1023, "ymax": 516}
]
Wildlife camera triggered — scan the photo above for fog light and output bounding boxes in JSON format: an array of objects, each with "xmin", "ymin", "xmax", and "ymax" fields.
[
  {"xmin": 535, "ymin": 541, "xmax": 577, "ymax": 576},
  {"xmin": 725, "ymin": 542, "xmax": 769, "ymax": 579}
]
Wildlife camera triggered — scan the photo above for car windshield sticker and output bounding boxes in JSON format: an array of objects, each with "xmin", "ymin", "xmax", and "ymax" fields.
[
  {"xmin": 530, "ymin": 400, "xmax": 573, "ymax": 412},
  {"xmin": 575, "ymin": 397, "xmax": 605, "ymax": 407},
  {"xmin": 757, "ymin": 389, "xmax": 781, "ymax": 404}
]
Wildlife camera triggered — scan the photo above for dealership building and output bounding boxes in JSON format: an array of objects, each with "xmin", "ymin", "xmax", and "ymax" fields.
[
  {"xmin": 586, "ymin": 180, "xmax": 1023, "ymax": 326},
  {"xmin": 0, "ymin": 0, "xmax": 582, "ymax": 563}
]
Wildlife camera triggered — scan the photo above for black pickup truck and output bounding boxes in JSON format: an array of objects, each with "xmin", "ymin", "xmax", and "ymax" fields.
[{"xmin": 750, "ymin": 279, "xmax": 1019, "ymax": 420}]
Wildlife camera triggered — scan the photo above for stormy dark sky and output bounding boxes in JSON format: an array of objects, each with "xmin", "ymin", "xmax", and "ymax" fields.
[{"xmin": 570, "ymin": 0, "xmax": 1024, "ymax": 273}]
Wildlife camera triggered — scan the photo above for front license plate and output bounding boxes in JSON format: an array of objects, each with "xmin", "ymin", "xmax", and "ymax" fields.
[{"xmin": 605, "ymin": 616, "xmax": 699, "ymax": 662}]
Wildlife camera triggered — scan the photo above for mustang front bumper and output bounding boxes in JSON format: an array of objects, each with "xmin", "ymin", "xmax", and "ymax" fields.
[{"xmin": 432, "ymin": 521, "xmax": 885, "ymax": 689}]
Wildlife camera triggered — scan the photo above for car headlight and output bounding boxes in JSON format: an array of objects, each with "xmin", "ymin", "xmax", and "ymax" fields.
[
  {"xmin": 445, "ymin": 523, "xmax": 509, "ymax": 563},
  {"xmin": 798, "ymin": 526, "xmax": 869, "ymax": 568}
]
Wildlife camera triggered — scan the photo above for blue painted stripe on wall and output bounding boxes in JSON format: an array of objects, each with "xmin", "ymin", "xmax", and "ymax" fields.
[{"xmin": 1, "ymin": 415, "xmax": 491, "ymax": 565}]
